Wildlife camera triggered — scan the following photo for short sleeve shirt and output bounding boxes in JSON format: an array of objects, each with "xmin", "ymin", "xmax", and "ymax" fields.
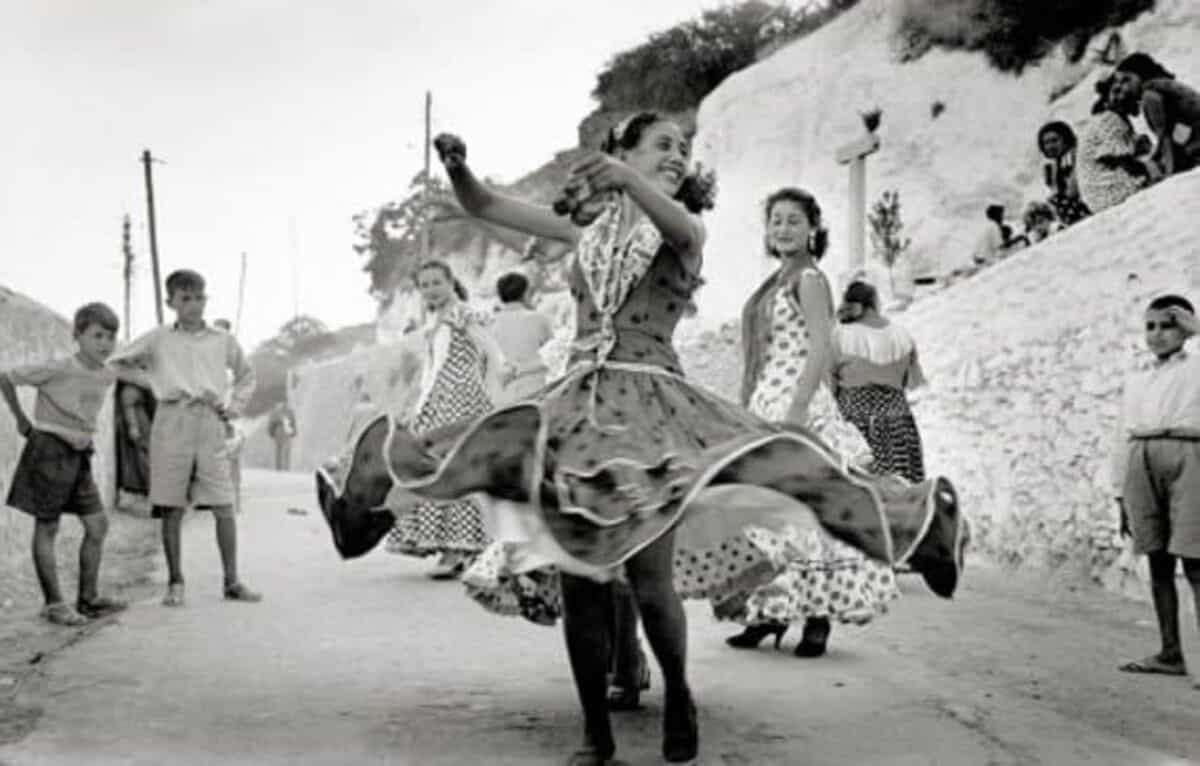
[{"xmin": 7, "ymin": 355, "xmax": 116, "ymax": 449}]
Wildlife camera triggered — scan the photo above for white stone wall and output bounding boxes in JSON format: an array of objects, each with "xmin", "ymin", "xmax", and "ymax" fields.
[{"xmin": 689, "ymin": 0, "xmax": 1200, "ymax": 329}]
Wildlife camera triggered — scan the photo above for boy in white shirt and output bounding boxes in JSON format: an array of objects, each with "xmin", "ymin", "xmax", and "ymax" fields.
[{"xmin": 1112, "ymin": 294, "xmax": 1200, "ymax": 688}]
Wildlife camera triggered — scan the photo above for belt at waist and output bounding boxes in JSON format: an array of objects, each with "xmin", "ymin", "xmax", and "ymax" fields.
[{"xmin": 1128, "ymin": 427, "xmax": 1200, "ymax": 441}]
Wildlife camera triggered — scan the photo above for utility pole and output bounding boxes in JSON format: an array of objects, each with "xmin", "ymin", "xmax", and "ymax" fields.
[
  {"xmin": 141, "ymin": 149, "xmax": 164, "ymax": 325},
  {"xmin": 235, "ymin": 251, "xmax": 248, "ymax": 336},
  {"xmin": 121, "ymin": 215, "xmax": 134, "ymax": 341},
  {"xmin": 288, "ymin": 216, "xmax": 299, "ymax": 321},
  {"xmin": 421, "ymin": 90, "xmax": 433, "ymax": 260}
]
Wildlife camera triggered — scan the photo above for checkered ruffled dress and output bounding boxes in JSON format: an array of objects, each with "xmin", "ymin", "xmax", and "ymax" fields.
[{"xmin": 385, "ymin": 318, "xmax": 492, "ymax": 557}]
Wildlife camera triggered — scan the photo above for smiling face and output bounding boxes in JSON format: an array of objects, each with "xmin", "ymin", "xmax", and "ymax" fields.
[
  {"xmin": 75, "ymin": 323, "xmax": 116, "ymax": 365},
  {"xmin": 1144, "ymin": 308, "xmax": 1188, "ymax": 358},
  {"xmin": 619, "ymin": 120, "xmax": 690, "ymax": 197},
  {"xmin": 766, "ymin": 198, "xmax": 812, "ymax": 258},
  {"xmin": 416, "ymin": 266, "xmax": 454, "ymax": 312},
  {"xmin": 167, "ymin": 287, "xmax": 207, "ymax": 326}
]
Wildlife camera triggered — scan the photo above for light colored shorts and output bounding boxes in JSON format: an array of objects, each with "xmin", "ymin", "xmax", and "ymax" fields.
[
  {"xmin": 1121, "ymin": 436, "xmax": 1200, "ymax": 559},
  {"xmin": 149, "ymin": 402, "xmax": 235, "ymax": 514}
]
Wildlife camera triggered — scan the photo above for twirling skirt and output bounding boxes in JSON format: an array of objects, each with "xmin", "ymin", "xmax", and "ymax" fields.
[{"xmin": 315, "ymin": 362, "xmax": 967, "ymax": 624}]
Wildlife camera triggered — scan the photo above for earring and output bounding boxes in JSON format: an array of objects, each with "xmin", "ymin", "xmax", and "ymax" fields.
[{"xmin": 807, "ymin": 232, "xmax": 819, "ymax": 254}]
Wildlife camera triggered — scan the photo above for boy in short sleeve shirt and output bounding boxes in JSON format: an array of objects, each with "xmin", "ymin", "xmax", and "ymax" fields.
[
  {"xmin": 109, "ymin": 269, "xmax": 259, "ymax": 608},
  {"xmin": 1111, "ymin": 294, "xmax": 1200, "ymax": 689},
  {"xmin": 0, "ymin": 302, "xmax": 128, "ymax": 625}
]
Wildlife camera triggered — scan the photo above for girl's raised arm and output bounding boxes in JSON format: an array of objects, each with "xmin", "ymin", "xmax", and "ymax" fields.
[{"xmin": 436, "ymin": 134, "xmax": 578, "ymax": 246}]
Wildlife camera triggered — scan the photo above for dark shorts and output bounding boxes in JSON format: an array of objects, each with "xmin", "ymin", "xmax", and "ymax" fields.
[{"xmin": 6, "ymin": 430, "xmax": 104, "ymax": 521}]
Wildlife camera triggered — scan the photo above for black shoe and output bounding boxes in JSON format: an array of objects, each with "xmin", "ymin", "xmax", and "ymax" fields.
[
  {"xmin": 662, "ymin": 695, "xmax": 699, "ymax": 763},
  {"xmin": 793, "ymin": 617, "xmax": 830, "ymax": 658},
  {"xmin": 725, "ymin": 622, "xmax": 787, "ymax": 650}
]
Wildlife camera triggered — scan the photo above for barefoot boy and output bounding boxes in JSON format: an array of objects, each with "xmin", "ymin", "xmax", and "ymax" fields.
[
  {"xmin": 1112, "ymin": 294, "xmax": 1200, "ymax": 688},
  {"xmin": 109, "ymin": 270, "xmax": 259, "ymax": 606},
  {"xmin": 1, "ymin": 302, "xmax": 128, "ymax": 625}
]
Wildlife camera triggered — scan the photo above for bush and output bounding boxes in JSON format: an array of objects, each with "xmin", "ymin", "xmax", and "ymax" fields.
[
  {"xmin": 592, "ymin": 0, "xmax": 860, "ymax": 113},
  {"xmin": 894, "ymin": 0, "xmax": 1156, "ymax": 73}
]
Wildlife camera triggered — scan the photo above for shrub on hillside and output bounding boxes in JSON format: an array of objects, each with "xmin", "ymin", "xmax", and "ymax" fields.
[
  {"xmin": 894, "ymin": 0, "xmax": 1155, "ymax": 73},
  {"xmin": 592, "ymin": 0, "xmax": 860, "ymax": 113}
]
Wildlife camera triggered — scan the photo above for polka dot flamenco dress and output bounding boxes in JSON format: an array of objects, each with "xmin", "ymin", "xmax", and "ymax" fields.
[
  {"xmin": 724, "ymin": 275, "xmax": 901, "ymax": 627},
  {"xmin": 314, "ymin": 199, "xmax": 967, "ymax": 625}
]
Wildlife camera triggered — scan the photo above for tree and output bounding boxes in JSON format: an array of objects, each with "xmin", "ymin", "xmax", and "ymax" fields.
[
  {"xmin": 592, "ymin": 1, "xmax": 860, "ymax": 113},
  {"xmin": 867, "ymin": 190, "xmax": 912, "ymax": 295},
  {"xmin": 353, "ymin": 171, "xmax": 458, "ymax": 307}
]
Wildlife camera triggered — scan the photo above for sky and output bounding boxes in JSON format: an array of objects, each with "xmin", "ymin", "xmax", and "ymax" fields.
[{"xmin": 0, "ymin": 0, "xmax": 719, "ymax": 349}]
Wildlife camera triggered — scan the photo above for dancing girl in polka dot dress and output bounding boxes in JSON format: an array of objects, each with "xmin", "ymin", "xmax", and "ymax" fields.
[{"xmin": 316, "ymin": 114, "xmax": 967, "ymax": 766}]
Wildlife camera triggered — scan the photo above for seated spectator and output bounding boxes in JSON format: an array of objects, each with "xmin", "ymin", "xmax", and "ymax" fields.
[
  {"xmin": 1022, "ymin": 201, "xmax": 1060, "ymax": 244},
  {"xmin": 1111, "ymin": 53, "xmax": 1200, "ymax": 177},
  {"xmin": 1077, "ymin": 76, "xmax": 1154, "ymax": 213},
  {"xmin": 1037, "ymin": 121, "xmax": 1091, "ymax": 226},
  {"xmin": 972, "ymin": 204, "xmax": 1025, "ymax": 266}
]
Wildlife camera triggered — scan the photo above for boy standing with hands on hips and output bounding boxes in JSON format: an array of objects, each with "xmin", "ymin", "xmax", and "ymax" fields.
[{"xmin": 110, "ymin": 269, "xmax": 259, "ymax": 607}]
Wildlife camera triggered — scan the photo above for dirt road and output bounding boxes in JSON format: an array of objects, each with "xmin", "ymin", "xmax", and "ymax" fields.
[{"xmin": 1, "ymin": 470, "xmax": 1197, "ymax": 765}]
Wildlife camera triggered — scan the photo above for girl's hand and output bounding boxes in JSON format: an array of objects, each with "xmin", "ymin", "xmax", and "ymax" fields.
[
  {"xmin": 433, "ymin": 133, "xmax": 467, "ymax": 171},
  {"xmin": 569, "ymin": 153, "xmax": 634, "ymax": 194}
]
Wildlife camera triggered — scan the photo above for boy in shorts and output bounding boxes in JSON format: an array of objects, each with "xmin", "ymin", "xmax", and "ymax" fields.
[
  {"xmin": 1112, "ymin": 294, "xmax": 1200, "ymax": 689},
  {"xmin": 110, "ymin": 270, "xmax": 259, "ymax": 607},
  {"xmin": 0, "ymin": 302, "xmax": 128, "ymax": 625}
]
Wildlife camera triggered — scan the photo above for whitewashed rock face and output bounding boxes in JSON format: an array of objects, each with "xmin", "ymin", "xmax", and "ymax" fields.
[
  {"xmin": 678, "ymin": 170, "xmax": 1200, "ymax": 593},
  {"xmin": 690, "ymin": 0, "xmax": 1200, "ymax": 330}
]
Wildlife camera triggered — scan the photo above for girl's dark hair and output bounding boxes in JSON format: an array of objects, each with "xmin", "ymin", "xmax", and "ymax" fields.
[
  {"xmin": 1116, "ymin": 53, "xmax": 1175, "ymax": 83},
  {"xmin": 763, "ymin": 187, "xmax": 828, "ymax": 260},
  {"xmin": 842, "ymin": 280, "xmax": 879, "ymax": 312},
  {"xmin": 417, "ymin": 260, "xmax": 468, "ymax": 301},
  {"xmin": 1037, "ymin": 121, "xmax": 1077, "ymax": 154},
  {"xmin": 603, "ymin": 111, "xmax": 716, "ymax": 215}
]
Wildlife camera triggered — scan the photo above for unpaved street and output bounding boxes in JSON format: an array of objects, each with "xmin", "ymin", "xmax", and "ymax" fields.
[{"xmin": 1, "ymin": 470, "xmax": 1197, "ymax": 765}]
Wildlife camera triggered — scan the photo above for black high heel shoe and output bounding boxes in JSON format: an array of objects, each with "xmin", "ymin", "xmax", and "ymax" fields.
[
  {"xmin": 793, "ymin": 617, "xmax": 830, "ymax": 658},
  {"xmin": 725, "ymin": 622, "xmax": 788, "ymax": 650}
]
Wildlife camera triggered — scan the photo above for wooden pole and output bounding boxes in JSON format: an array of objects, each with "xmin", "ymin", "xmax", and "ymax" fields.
[
  {"xmin": 235, "ymin": 251, "xmax": 248, "ymax": 336},
  {"xmin": 288, "ymin": 217, "xmax": 299, "ymax": 320},
  {"xmin": 141, "ymin": 150, "xmax": 164, "ymax": 325},
  {"xmin": 421, "ymin": 90, "xmax": 433, "ymax": 260},
  {"xmin": 121, "ymin": 215, "xmax": 133, "ymax": 340}
]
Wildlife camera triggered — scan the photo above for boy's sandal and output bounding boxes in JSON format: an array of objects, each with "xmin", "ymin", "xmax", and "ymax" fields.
[
  {"xmin": 162, "ymin": 583, "xmax": 185, "ymax": 608},
  {"xmin": 76, "ymin": 596, "xmax": 128, "ymax": 619},
  {"xmin": 1117, "ymin": 655, "xmax": 1187, "ymax": 676},
  {"xmin": 224, "ymin": 583, "xmax": 262, "ymax": 602},
  {"xmin": 41, "ymin": 603, "xmax": 88, "ymax": 627}
]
